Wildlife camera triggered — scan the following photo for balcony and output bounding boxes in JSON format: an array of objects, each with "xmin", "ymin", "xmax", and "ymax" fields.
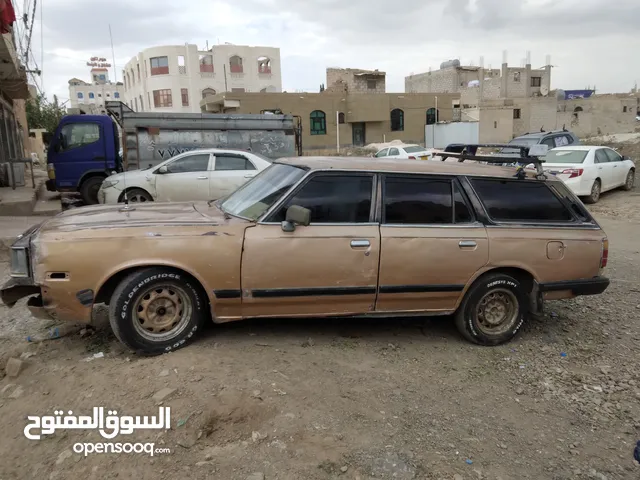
[
  {"xmin": 230, "ymin": 64, "xmax": 243, "ymax": 74},
  {"xmin": 0, "ymin": 28, "xmax": 29, "ymax": 99},
  {"xmin": 258, "ymin": 66, "xmax": 271, "ymax": 74},
  {"xmin": 150, "ymin": 66, "xmax": 169, "ymax": 76},
  {"xmin": 199, "ymin": 64, "xmax": 214, "ymax": 73}
]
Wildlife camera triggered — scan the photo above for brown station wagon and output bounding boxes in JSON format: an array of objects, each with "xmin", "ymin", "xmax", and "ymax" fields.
[{"xmin": 2, "ymin": 155, "xmax": 610, "ymax": 354}]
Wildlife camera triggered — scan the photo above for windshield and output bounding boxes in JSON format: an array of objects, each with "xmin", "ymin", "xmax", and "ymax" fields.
[
  {"xmin": 403, "ymin": 146, "xmax": 425, "ymax": 153},
  {"xmin": 500, "ymin": 137, "xmax": 540, "ymax": 154},
  {"xmin": 220, "ymin": 163, "xmax": 306, "ymax": 220},
  {"xmin": 543, "ymin": 150, "xmax": 588, "ymax": 164}
]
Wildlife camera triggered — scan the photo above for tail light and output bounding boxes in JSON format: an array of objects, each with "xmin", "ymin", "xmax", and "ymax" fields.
[
  {"xmin": 408, "ymin": 156, "xmax": 416, "ymax": 160},
  {"xmin": 561, "ymin": 168, "xmax": 584, "ymax": 178},
  {"xmin": 600, "ymin": 238, "xmax": 609, "ymax": 269}
]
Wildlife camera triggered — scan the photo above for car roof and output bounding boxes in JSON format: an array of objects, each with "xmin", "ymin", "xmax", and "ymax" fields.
[
  {"xmin": 550, "ymin": 146, "xmax": 604, "ymax": 151},
  {"xmin": 514, "ymin": 130, "xmax": 573, "ymax": 140},
  {"xmin": 275, "ymin": 156, "xmax": 541, "ymax": 179}
]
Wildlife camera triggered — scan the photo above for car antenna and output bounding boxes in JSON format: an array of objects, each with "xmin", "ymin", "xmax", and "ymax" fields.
[
  {"xmin": 540, "ymin": 126, "xmax": 545, "ymax": 133},
  {"xmin": 119, "ymin": 143, "xmax": 133, "ymax": 212}
]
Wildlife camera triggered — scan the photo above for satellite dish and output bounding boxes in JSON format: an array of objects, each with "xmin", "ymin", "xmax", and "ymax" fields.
[{"xmin": 540, "ymin": 85, "xmax": 549, "ymax": 96}]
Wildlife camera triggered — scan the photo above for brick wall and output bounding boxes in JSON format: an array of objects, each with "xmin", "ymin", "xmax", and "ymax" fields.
[
  {"xmin": 405, "ymin": 68, "xmax": 459, "ymax": 93},
  {"xmin": 326, "ymin": 68, "xmax": 386, "ymax": 94}
]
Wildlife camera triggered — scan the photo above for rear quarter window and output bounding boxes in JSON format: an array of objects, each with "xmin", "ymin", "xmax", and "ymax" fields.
[{"xmin": 470, "ymin": 178, "xmax": 574, "ymax": 223}]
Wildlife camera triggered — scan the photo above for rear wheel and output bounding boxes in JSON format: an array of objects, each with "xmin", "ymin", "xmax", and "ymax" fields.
[
  {"xmin": 122, "ymin": 188, "xmax": 153, "ymax": 203},
  {"xmin": 623, "ymin": 169, "xmax": 635, "ymax": 191},
  {"xmin": 108, "ymin": 268, "xmax": 207, "ymax": 354},
  {"xmin": 454, "ymin": 273, "xmax": 528, "ymax": 346},
  {"xmin": 583, "ymin": 179, "xmax": 601, "ymax": 204},
  {"xmin": 80, "ymin": 176, "xmax": 105, "ymax": 205}
]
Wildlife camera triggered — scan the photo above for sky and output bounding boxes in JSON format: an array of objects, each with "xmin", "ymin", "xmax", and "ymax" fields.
[{"xmin": 15, "ymin": 0, "xmax": 640, "ymax": 104}]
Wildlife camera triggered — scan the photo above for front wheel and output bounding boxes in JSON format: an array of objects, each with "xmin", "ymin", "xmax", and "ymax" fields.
[
  {"xmin": 80, "ymin": 177, "xmax": 105, "ymax": 205},
  {"xmin": 108, "ymin": 268, "xmax": 207, "ymax": 354},
  {"xmin": 623, "ymin": 169, "xmax": 635, "ymax": 191},
  {"xmin": 454, "ymin": 273, "xmax": 528, "ymax": 346},
  {"xmin": 122, "ymin": 188, "xmax": 153, "ymax": 203}
]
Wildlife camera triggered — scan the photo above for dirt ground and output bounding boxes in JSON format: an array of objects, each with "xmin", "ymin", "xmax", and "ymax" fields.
[{"xmin": 0, "ymin": 170, "xmax": 639, "ymax": 480}]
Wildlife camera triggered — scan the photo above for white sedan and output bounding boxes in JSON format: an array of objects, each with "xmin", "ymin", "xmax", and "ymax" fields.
[
  {"xmin": 374, "ymin": 144, "xmax": 433, "ymax": 160},
  {"xmin": 540, "ymin": 146, "xmax": 635, "ymax": 203},
  {"xmin": 98, "ymin": 149, "xmax": 272, "ymax": 204}
]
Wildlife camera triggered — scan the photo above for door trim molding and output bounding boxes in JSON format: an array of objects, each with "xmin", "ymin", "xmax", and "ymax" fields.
[
  {"xmin": 252, "ymin": 286, "xmax": 376, "ymax": 298},
  {"xmin": 378, "ymin": 284, "xmax": 465, "ymax": 294}
]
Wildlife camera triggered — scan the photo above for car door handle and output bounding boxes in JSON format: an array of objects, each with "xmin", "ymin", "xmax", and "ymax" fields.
[
  {"xmin": 350, "ymin": 239, "xmax": 370, "ymax": 248},
  {"xmin": 197, "ymin": 176, "xmax": 208, "ymax": 180},
  {"xmin": 244, "ymin": 174, "xmax": 255, "ymax": 178},
  {"xmin": 613, "ymin": 165, "xmax": 618, "ymax": 168},
  {"xmin": 459, "ymin": 240, "xmax": 477, "ymax": 248}
]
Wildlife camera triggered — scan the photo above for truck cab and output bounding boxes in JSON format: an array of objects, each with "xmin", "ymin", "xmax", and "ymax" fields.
[{"xmin": 46, "ymin": 114, "xmax": 120, "ymax": 204}]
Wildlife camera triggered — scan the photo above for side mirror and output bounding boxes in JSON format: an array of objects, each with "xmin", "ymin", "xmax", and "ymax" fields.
[
  {"xmin": 281, "ymin": 205, "xmax": 311, "ymax": 232},
  {"xmin": 157, "ymin": 165, "xmax": 168, "ymax": 174}
]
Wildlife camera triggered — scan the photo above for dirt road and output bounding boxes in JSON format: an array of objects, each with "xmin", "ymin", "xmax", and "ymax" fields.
[{"xmin": 0, "ymin": 187, "xmax": 639, "ymax": 480}]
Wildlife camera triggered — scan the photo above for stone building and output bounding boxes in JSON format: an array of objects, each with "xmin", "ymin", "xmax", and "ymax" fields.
[
  {"xmin": 326, "ymin": 68, "xmax": 386, "ymax": 94},
  {"xmin": 68, "ymin": 68, "xmax": 124, "ymax": 114}
]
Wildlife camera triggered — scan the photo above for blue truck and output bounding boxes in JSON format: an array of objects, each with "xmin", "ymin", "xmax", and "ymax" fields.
[{"xmin": 46, "ymin": 102, "xmax": 302, "ymax": 204}]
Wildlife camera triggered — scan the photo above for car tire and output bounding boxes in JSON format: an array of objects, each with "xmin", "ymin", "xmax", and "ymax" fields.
[
  {"xmin": 80, "ymin": 176, "xmax": 105, "ymax": 205},
  {"xmin": 454, "ymin": 273, "xmax": 528, "ymax": 346},
  {"xmin": 623, "ymin": 169, "xmax": 635, "ymax": 191},
  {"xmin": 108, "ymin": 268, "xmax": 207, "ymax": 355},
  {"xmin": 583, "ymin": 179, "xmax": 601, "ymax": 204},
  {"xmin": 122, "ymin": 188, "xmax": 153, "ymax": 203}
]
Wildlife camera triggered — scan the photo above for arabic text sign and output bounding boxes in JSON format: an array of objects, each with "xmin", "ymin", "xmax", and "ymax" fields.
[{"xmin": 24, "ymin": 406, "xmax": 170, "ymax": 440}]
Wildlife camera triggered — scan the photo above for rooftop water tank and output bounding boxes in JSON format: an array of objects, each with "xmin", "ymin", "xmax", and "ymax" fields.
[{"xmin": 440, "ymin": 59, "xmax": 461, "ymax": 69}]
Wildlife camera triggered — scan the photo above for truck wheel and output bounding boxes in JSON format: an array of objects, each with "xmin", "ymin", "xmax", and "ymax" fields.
[
  {"xmin": 80, "ymin": 177, "xmax": 105, "ymax": 205},
  {"xmin": 454, "ymin": 273, "xmax": 528, "ymax": 346},
  {"xmin": 123, "ymin": 188, "xmax": 153, "ymax": 203},
  {"xmin": 108, "ymin": 268, "xmax": 207, "ymax": 355}
]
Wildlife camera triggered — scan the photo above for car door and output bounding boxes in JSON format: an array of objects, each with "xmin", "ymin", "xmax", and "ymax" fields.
[
  {"xmin": 51, "ymin": 121, "xmax": 105, "ymax": 189},
  {"xmin": 153, "ymin": 153, "xmax": 212, "ymax": 202},
  {"xmin": 376, "ymin": 175, "xmax": 489, "ymax": 312},
  {"xmin": 387, "ymin": 147, "xmax": 400, "ymax": 158},
  {"xmin": 375, "ymin": 148, "xmax": 389, "ymax": 158},
  {"xmin": 594, "ymin": 148, "xmax": 615, "ymax": 191},
  {"xmin": 603, "ymin": 148, "xmax": 626, "ymax": 186},
  {"xmin": 240, "ymin": 172, "xmax": 380, "ymax": 317},
  {"xmin": 210, "ymin": 153, "xmax": 258, "ymax": 200}
]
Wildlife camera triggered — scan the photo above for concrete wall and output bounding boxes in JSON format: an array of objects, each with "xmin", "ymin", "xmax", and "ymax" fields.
[
  {"xmin": 122, "ymin": 44, "xmax": 282, "ymax": 113},
  {"xmin": 326, "ymin": 68, "xmax": 386, "ymax": 94},
  {"xmin": 202, "ymin": 92, "xmax": 459, "ymax": 153}
]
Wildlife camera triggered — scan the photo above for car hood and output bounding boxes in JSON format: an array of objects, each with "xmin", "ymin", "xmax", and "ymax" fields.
[
  {"xmin": 37, "ymin": 202, "xmax": 237, "ymax": 233},
  {"xmin": 105, "ymin": 169, "xmax": 150, "ymax": 184}
]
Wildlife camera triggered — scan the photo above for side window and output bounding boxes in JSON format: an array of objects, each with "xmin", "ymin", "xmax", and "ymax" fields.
[
  {"xmin": 594, "ymin": 149, "xmax": 610, "ymax": 164},
  {"xmin": 375, "ymin": 149, "xmax": 388, "ymax": 158},
  {"xmin": 470, "ymin": 178, "xmax": 573, "ymax": 222},
  {"xmin": 166, "ymin": 154, "xmax": 210, "ymax": 173},
  {"xmin": 554, "ymin": 136, "xmax": 569, "ymax": 147},
  {"xmin": 541, "ymin": 137, "xmax": 555, "ymax": 148},
  {"xmin": 454, "ymin": 183, "xmax": 473, "ymax": 223},
  {"xmin": 604, "ymin": 148, "xmax": 622, "ymax": 162},
  {"xmin": 388, "ymin": 148, "xmax": 399, "ymax": 156},
  {"xmin": 59, "ymin": 123, "xmax": 100, "ymax": 151},
  {"xmin": 214, "ymin": 155, "xmax": 256, "ymax": 171},
  {"xmin": 272, "ymin": 174, "xmax": 373, "ymax": 223},
  {"xmin": 384, "ymin": 176, "xmax": 457, "ymax": 225}
]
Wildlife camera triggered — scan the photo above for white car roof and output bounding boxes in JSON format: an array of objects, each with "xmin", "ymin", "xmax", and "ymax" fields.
[{"xmin": 550, "ymin": 146, "xmax": 609, "ymax": 152}]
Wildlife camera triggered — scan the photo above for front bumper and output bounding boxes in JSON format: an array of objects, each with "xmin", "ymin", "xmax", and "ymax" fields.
[
  {"xmin": 98, "ymin": 186, "xmax": 122, "ymax": 204},
  {"xmin": 539, "ymin": 277, "xmax": 610, "ymax": 296},
  {"xmin": 1, "ymin": 277, "xmax": 40, "ymax": 307}
]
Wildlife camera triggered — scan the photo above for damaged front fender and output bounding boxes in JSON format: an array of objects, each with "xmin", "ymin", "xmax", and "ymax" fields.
[{"xmin": 0, "ymin": 277, "xmax": 40, "ymax": 307}]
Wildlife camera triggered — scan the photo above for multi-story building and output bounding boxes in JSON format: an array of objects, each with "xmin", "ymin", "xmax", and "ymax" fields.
[
  {"xmin": 325, "ymin": 68, "xmax": 386, "ymax": 94},
  {"xmin": 121, "ymin": 43, "xmax": 282, "ymax": 113},
  {"xmin": 68, "ymin": 68, "xmax": 124, "ymax": 114}
]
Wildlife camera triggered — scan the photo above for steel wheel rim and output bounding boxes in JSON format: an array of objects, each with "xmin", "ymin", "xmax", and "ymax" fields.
[
  {"xmin": 592, "ymin": 181, "xmax": 600, "ymax": 200},
  {"xmin": 132, "ymin": 284, "xmax": 192, "ymax": 341},
  {"xmin": 473, "ymin": 288, "xmax": 519, "ymax": 336},
  {"xmin": 129, "ymin": 193, "xmax": 148, "ymax": 203},
  {"xmin": 627, "ymin": 171, "xmax": 634, "ymax": 189}
]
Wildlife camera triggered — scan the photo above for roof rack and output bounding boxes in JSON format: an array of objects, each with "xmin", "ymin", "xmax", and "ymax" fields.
[{"xmin": 433, "ymin": 143, "xmax": 548, "ymax": 180}]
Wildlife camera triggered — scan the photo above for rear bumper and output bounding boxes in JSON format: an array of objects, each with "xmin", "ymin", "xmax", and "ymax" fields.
[
  {"xmin": 1, "ymin": 277, "xmax": 39, "ymax": 307},
  {"xmin": 539, "ymin": 277, "xmax": 610, "ymax": 296}
]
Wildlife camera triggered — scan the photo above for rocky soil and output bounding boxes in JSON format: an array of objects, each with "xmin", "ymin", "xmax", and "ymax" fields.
[{"xmin": 0, "ymin": 184, "xmax": 639, "ymax": 480}]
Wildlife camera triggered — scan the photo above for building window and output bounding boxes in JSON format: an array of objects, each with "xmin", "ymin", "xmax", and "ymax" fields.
[
  {"xmin": 367, "ymin": 79, "xmax": 377, "ymax": 89},
  {"xmin": 310, "ymin": 110, "xmax": 326, "ymax": 135},
  {"xmin": 139, "ymin": 95, "xmax": 143, "ymax": 111},
  {"xmin": 153, "ymin": 89, "xmax": 172, "ymax": 108},
  {"xmin": 230, "ymin": 55, "xmax": 243, "ymax": 73},
  {"xmin": 89, "ymin": 92, "xmax": 95, "ymax": 99},
  {"xmin": 257, "ymin": 56, "xmax": 271, "ymax": 74},
  {"xmin": 137, "ymin": 64, "xmax": 141, "ymax": 81},
  {"xmin": 531, "ymin": 76, "xmax": 542, "ymax": 87},
  {"xmin": 513, "ymin": 108, "xmax": 521, "ymax": 119},
  {"xmin": 123, "ymin": 74, "xmax": 126, "ymax": 90},
  {"xmin": 426, "ymin": 108, "xmax": 438, "ymax": 125},
  {"xmin": 514, "ymin": 72, "xmax": 521, "ymax": 82},
  {"xmin": 494, "ymin": 121, "xmax": 498, "ymax": 128},
  {"xmin": 114, "ymin": 92, "xmax": 120, "ymax": 99},
  {"xmin": 77, "ymin": 92, "xmax": 84, "ymax": 99},
  {"xmin": 98, "ymin": 93, "xmax": 102, "ymax": 98},
  {"xmin": 390, "ymin": 109, "xmax": 404, "ymax": 131},
  {"xmin": 150, "ymin": 56, "xmax": 169, "ymax": 75},
  {"xmin": 199, "ymin": 55, "xmax": 214, "ymax": 73},
  {"xmin": 106, "ymin": 92, "xmax": 110, "ymax": 97},
  {"xmin": 134, "ymin": 98, "xmax": 138, "ymax": 111},
  {"xmin": 181, "ymin": 88, "xmax": 189, "ymax": 106},
  {"xmin": 623, "ymin": 106, "xmax": 628, "ymax": 113},
  {"xmin": 178, "ymin": 55, "xmax": 186, "ymax": 75},
  {"xmin": 202, "ymin": 88, "xmax": 216, "ymax": 99},
  {"xmin": 231, "ymin": 88, "xmax": 245, "ymax": 92},
  {"xmin": 338, "ymin": 112, "xmax": 345, "ymax": 124}
]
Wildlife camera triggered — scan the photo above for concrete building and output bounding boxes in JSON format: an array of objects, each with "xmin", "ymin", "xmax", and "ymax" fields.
[
  {"xmin": 122, "ymin": 43, "xmax": 282, "ymax": 113},
  {"xmin": 68, "ymin": 68, "xmax": 124, "ymax": 114},
  {"xmin": 200, "ymin": 89, "xmax": 459, "ymax": 154},
  {"xmin": 0, "ymin": 16, "xmax": 30, "ymax": 184},
  {"xmin": 326, "ymin": 68, "xmax": 386, "ymax": 94}
]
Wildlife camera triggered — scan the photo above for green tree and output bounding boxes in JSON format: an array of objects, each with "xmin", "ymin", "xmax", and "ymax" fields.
[{"xmin": 25, "ymin": 94, "xmax": 65, "ymax": 133}]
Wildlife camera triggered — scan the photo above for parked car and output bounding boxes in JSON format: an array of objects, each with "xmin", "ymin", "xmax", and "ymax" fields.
[
  {"xmin": 2, "ymin": 156, "xmax": 610, "ymax": 354},
  {"xmin": 98, "ymin": 149, "xmax": 272, "ymax": 204},
  {"xmin": 374, "ymin": 144, "xmax": 433, "ymax": 160},
  {"xmin": 497, "ymin": 129, "xmax": 581, "ymax": 160},
  {"xmin": 539, "ymin": 146, "xmax": 635, "ymax": 203}
]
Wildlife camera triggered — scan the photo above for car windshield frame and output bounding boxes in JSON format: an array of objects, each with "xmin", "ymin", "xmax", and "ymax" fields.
[
  {"xmin": 219, "ymin": 163, "xmax": 307, "ymax": 221},
  {"xmin": 543, "ymin": 150, "xmax": 589, "ymax": 164}
]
